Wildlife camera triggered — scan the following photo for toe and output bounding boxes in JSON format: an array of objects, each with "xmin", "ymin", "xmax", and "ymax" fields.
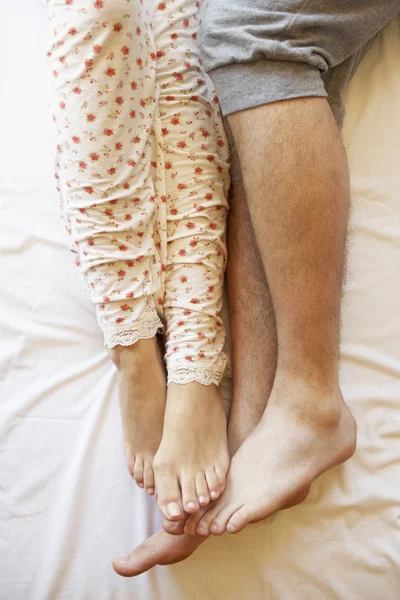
[
  {"xmin": 205, "ymin": 467, "xmax": 221, "ymax": 501},
  {"xmin": 181, "ymin": 474, "xmax": 199, "ymax": 514},
  {"xmin": 208, "ymin": 503, "xmax": 243, "ymax": 535},
  {"xmin": 153, "ymin": 465, "xmax": 184, "ymax": 521},
  {"xmin": 184, "ymin": 506, "xmax": 209, "ymax": 537},
  {"xmin": 143, "ymin": 461, "xmax": 155, "ymax": 495},
  {"xmin": 195, "ymin": 473, "xmax": 210, "ymax": 507},
  {"xmin": 226, "ymin": 505, "xmax": 252, "ymax": 534},
  {"xmin": 195, "ymin": 499, "xmax": 234, "ymax": 536},
  {"xmin": 133, "ymin": 456, "xmax": 144, "ymax": 488},
  {"xmin": 162, "ymin": 518, "xmax": 187, "ymax": 536}
]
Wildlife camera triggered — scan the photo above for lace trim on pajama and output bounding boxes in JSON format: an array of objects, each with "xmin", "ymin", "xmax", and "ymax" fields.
[
  {"xmin": 103, "ymin": 313, "xmax": 164, "ymax": 349},
  {"xmin": 167, "ymin": 353, "xmax": 229, "ymax": 386}
]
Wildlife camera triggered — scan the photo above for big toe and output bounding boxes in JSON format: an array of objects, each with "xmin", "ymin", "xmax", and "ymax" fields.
[{"xmin": 154, "ymin": 465, "xmax": 184, "ymax": 521}]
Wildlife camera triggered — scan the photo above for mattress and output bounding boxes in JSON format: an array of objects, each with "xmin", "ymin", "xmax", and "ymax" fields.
[{"xmin": 1, "ymin": 2, "xmax": 399, "ymax": 598}]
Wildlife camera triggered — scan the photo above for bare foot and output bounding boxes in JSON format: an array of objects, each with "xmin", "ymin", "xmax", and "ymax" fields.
[
  {"xmin": 153, "ymin": 382, "xmax": 229, "ymax": 521},
  {"xmin": 112, "ymin": 527, "xmax": 206, "ymax": 577},
  {"xmin": 185, "ymin": 378, "xmax": 357, "ymax": 536},
  {"xmin": 109, "ymin": 336, "xmax": 166, "ymax": 495}
]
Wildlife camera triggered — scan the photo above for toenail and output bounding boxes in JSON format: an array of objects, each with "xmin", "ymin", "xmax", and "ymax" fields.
[
  {"xmin": 210, "ymin": 523, "xmax": 219, "ymax": 533},
  {"xmin": 167, "ymin": 503, "xmax": 182, "ymax": 518},
  {"xmin": 187, "ymin": 502, "xmax": 197, "ymax": 511},
  {"xmin": 226, "ymin": 524, "xmax": 236, "ymax": 533},
  {"xmin": 147, "ymin": 488, "xmax": 154, "ymax": 495},
  {"xmin": 199, "ymin": 495, "xmax": 208, "ymax": 504},
  {"xmin": 113, "ymin": 557, "xmax": 127, "ymax": 565},
  {"xmin": 197, "ymin": 527, "xmax": 208, "ymax": 536},
  {"xmin": 210, "ymin": 491, "xmax": 218, "ymax": 499},
  {"xmin": 138, "ymin": 483, "xmax": 144, "ymax": 488}
]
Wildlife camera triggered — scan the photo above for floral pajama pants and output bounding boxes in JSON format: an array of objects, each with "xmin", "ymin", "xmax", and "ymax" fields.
[{"xmin": 47, "ymin": 0, "xmax": 230, "ymax": 385}]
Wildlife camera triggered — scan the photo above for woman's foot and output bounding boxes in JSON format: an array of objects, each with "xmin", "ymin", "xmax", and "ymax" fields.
[
  {"xmin": 153, "ymin": 382, "xmax": 229, "ymax": 521},
  {"xmin": 110, "ymin": 336, "xmax": 167, "ymax": 496},
  {"xmin": 185, "ymin": 377, "xmax": 356, "ymax": 536}
]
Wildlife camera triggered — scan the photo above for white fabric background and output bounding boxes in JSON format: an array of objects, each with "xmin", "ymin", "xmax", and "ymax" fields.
[{"xmin": 0, "ymin": 2, "xmax": 399, "ymax": 598}]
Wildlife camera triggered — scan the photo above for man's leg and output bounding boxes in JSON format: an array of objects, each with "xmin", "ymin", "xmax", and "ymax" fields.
[
  {"xmin": 226, "ymin": 180, "xmax": 277, "ymax": 454},
  {"xmin": 187, "ymin": 96, "xmax": 357, "ymax": 537}
]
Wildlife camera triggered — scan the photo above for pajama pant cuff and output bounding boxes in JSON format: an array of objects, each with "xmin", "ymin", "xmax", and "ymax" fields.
[
  {"xmin": 102, "ymin": 312, "xmax": 164, "ymax": 349},
  {"xmin": 208, "ymin": 59, "xmax": 328, "ymax": 117},
  {"xmin": 167, "ymin": 352, "xmax": 229, "ymax": 386}
]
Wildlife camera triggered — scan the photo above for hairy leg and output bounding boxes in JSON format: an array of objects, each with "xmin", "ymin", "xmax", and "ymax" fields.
[
  {"xmin": 188, "ymin": 97, "xmax": 357, "ymax": 537},
  {"xmin": 226, "ymin": 181, "xmax": 277, "ymax": 455}
]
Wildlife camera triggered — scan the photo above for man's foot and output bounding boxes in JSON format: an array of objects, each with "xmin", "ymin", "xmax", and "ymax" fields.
[
  {"xmin": 112, "ymin": 527, "xmax": 207, "ymax": 577},
  {"xmin": 185, "ymin": 377, "xmax": 357, "ymax": 536},
  {"xmin": 109, "ymin": 336, "xmax": 166, "ymax": 495},
  {"xmin": 153, "ymin": 382, "xmax": 229, "ymax": 521}
]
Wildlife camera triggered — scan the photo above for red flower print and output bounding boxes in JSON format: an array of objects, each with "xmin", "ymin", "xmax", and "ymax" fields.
[
  {"xmin": 136, "ymin": 27, "xmax": 141, "ymax": 36},
  {"xmin": 53, "ymin": 70, "xmax": 58, "ymax": 78},
  {"xmin": 198, "ymin": 352, "xmax": 205, "ymax": 359},
  {"xmin": 177, "ymin": 183, "xmax": 187, "ymax": 190},
  {"xmin": 89, "ymin": 152, "xmax": 100, "ymax": 161},
  {"xmin": 116, "ymin": 318, "xmax": 124, "ymax": 324},
  {"xmin": 105, "ymin": 67, "xmax": 116, "ymax": 77},
  {"xmin": 161, "ymin": 264, "xmax": 167, "ymax": 272},
  {"xmin": 118, "ymin": 270, "xmax": 126, "ymax": 278},
  {"xmin": 72, "ymin": 136, "xmax": 81, "ymax": 144},
  {"xmin": 79, "ymin": 161, "xmax": 87, "ymax": 169},
  {"xmin": 66, "ymin": 0, "xmax": 73, "ymax": 5},
  {"xmin": 195, "ymin": 167, "xmax": 203, "ymax": 174},
  {"xmin": 87, "ymin": 238, "xmax": 94, "ymax": 246},
  {"xmin": 133, "ymin": 136, "xmax": 140, "ymax": 143},
  {"xmin": 190, "ymin": 240, "xmax": 198, "ymax": 247},
  {"xmin": 115, "ymin": 141, "xmax": 123, "ymax": 150},
  {"xmin": 196, "ymin": 205, "xmax": 205, "ymax": 211},
  {"xmin": 138, "ymin": 232, "xmax": 144, "ymax": 238},
  {"xmin": 184, "ymin": 309, "xmax": 191, "ymax": 316},
  {"xmin": 171, "ymin": 33, "xmax": 178, "ymax": 40},
  {"xmin": 73, "ymin": 87, "xmax": 81, "ymax": 94},
  {"xmin": 184, "ymin": 61, "xmax": 191, "ymax": 69},
  {"xmin": 218, "ymin": 139, "xmax": 225, "ymax": 147},
  {"xmin": 140, "ymin": 99, "xmax": 146, "ymax": 107},
  {"xmin": 183, "ymin": 19, "xmax": 190, "ymax": 27},
  {"xmin": 127, "ymin": 159, "xmax": 136, "ymax": 167},
  {"xmin": 161, "ymin": 127, "xmax": 169, "ymax": 136},
  {"xmin": 151, "ymin": 161, "xmax": 157, "ymax": 168},
  {"xmin": 205, "ymin": 193, "xmax": 213, "ymax": 200},
  {"xmin": 201, "ymin": 129, "xmax": 210, "ymax": 138},
  {"xmin": 93, "ymin": 0, "xmax": 103, "ymax": 8},
  {"xmin": 86, "ymin": 113, "xmax": 96, "ymax": 122},
  {"xmin": 110, "ymin": 199, "xmax": 118, "ymax": 205},
  {"xmin": 157, "ymin": 50, "xmax": 165, "ymax": 59},
  {"xmin": 165, "ymin": 95, "xmax": 175, "ymax": 101},
  {"xmin": 177, "ymin": 141, "xmax": 186, "ymax": 149},
  {"xmin": 104, "ymin": 128, "xmax": 113, "ymax": 136},
  {"xmin": 84, "ymin": 186, "xmax": 94, "ymax": 194},
  {"xmin": 68, "ymin": 28, "xmax": 77, "ymax": 36},
  {"xmin": 103, "ymin": 296, "xmax": 110, "ymax": 302},
  {"xmin": 105, "ymin": 209, "xmax": 113, "ymax": 217},
  {"xmin": 84, "ymin": 58, "xmax": 93, "ymax": 68},
  {"xmin": 121, "ymin": 46, "xmax": 129, "ymax": 55},
  {"xmin": 115, "ymin": 96, "xmax": 124, "ymax": 105},
  {"xmin": 60, "ymin": 102, "xmax": 66, "ymax": 110},
  {"xmin": 130, "ymin": 81, "xmax": 137, "ymax": 90},
  {"xmin": 123, "ymin": 183, "xmax": 130, "ymax": 190},
  {"xmin": 129, "ymin": 111, "xmax": 136, "ymax": 119},
  {"xmin": 126, "ymin": 260, "xmax": 134, "ymax": 267},
  {"xmin": 157, "ymin": 298, "xmax": 163, "ymax": 306},
  {"xmin": 209, "ymin": 223, "xmax": 217, "ymax": 230},
  {"xmin": 186, "ymin": 222, "xmax": 195, "ymax": 229},
  {"xmin": 206, "ymin": 154, "xmax": 215, "ymax": 162},
  {"xmin": 136, "ymin": 58, "xmax": 143, "ymax": 68},
  {"xmin": 125, "ymin": 214, "xmax": 132, "ymax": 221},
  {"xmin": 170, "ymin": 208, "xmax": 178, "ymax": 215},
  {"xmin": 185, "ymin": 356, "xmax": 193, "ymax": 362},
  {"xmin": 170, "ymin": 117, "xmax": 180, "ymax": 125},
  {"xmin": 158, "ymin": 2, "xmax": 166, "ymax": 9},
  {"xmin": 180, "ymin": 276, "xmax": 187, "ymax": 283},
  {"xmin": 179, "ymin": 249, "xmax": 186, "ymax": 256},
  {"xmin": 165, "ymin": 161, "xmax": 172, "ymax": 169},
  {"xmin": 93, "ymin": 44, "xmax": 102, "ymax": 53},
  {"xmin": 190, "ymin": 95, "xmax": 198, "ymax": 102},
  {"xmin": 161, "ymin": 195, "xmax": 167, "ymax": 203},
  {"xmin": 172, "ymin": 72, "xmax": 183, "ymax": 81},
  {"xmin": 108, "ymin": 167, "xmax": 116, "ymax": 175},
  {"xmin": 113, "ymin": 23, "xmax": 123, "ymax": 32},
  {"xmin": 190, "ymin": 298, "xmax": 200, "ymax": 304},
  {"xmin": 119, "ymin": 245, "xmax": 128, "ymax": 252},
  {"xmin": 197, "ymin": 78, "xmax": 205, "ymax": 86},
  {"xmin": 79, "ymin": 208, "xmax": 87, "ymax": 214},
  {"xmin": 178, "ymin": 321, "xmax": 185, "ymax": 327}
]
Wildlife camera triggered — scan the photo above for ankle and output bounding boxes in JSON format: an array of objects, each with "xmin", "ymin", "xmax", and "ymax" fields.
[{"xmin": 109, "ymin": 336, "xmax": 158, "ymax": 371}]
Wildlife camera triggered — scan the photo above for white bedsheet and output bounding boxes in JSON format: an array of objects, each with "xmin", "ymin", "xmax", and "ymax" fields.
[{"xmin": 1, "ymin": 3, "xmax": 399, "ymax": 598}]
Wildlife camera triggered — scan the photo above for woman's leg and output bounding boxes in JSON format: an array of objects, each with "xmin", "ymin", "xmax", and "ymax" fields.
[
  {"xmin": 47, "ymin": 0, "xmax": 166, "ymax": 493},
  {"xmin": 151, "ymin": 0, "xmax": 231, "ymax": 521}
]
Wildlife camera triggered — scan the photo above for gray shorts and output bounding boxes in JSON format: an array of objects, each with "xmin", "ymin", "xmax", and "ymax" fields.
[{"xmin": 200, "ymin": 0, "xmax": 400, "ymax": 179}]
